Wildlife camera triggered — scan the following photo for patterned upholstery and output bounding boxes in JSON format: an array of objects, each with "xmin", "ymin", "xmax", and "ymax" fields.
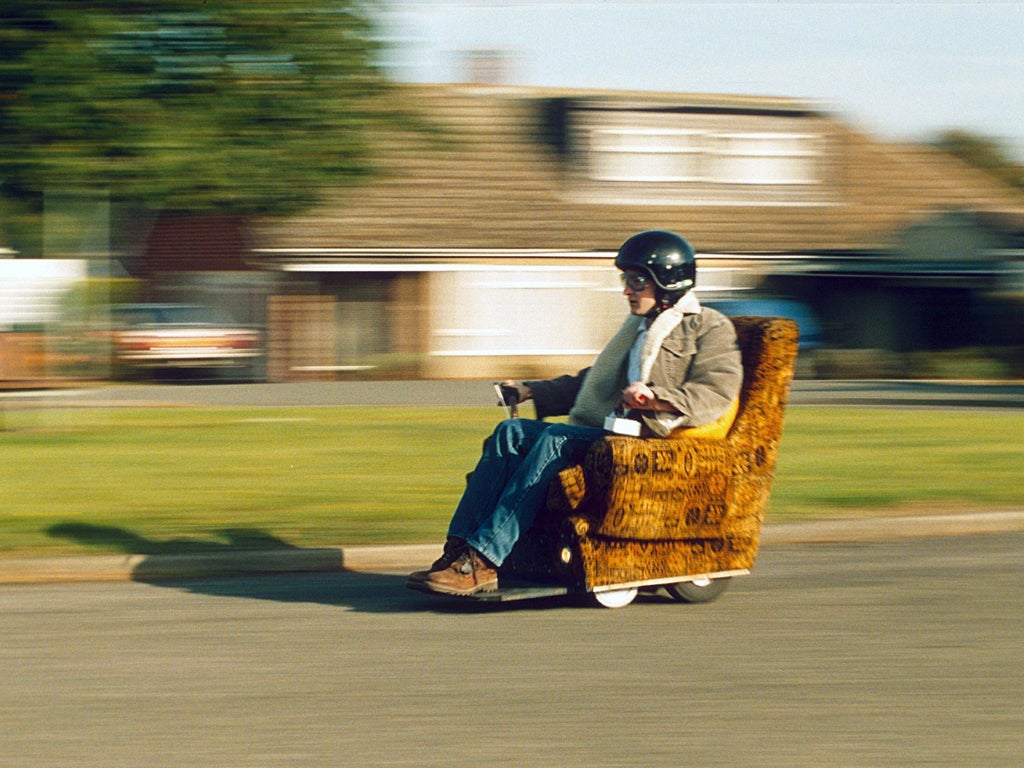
[{"xmin": 500, "ymin": 316, "xmax": 800, "ymax": 590}]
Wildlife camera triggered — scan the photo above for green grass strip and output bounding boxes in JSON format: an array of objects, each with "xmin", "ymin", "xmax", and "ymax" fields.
[{"xmin": 1, "ymin": 405, "xmax": 1020, "ymax": 557}]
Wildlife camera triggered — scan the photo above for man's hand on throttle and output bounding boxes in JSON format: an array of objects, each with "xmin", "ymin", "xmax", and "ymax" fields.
[{"xmin": 500, "ymin": 380, "xmax": 532, "ymax": 402}]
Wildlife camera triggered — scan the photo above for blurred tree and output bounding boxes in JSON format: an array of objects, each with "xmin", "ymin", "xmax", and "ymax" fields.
[
  {"xmin": 0, "ymin": 1, "xmax": 393, "ymax": 256},
  {"xmin": 932, "ymin": 130, "xmax": 1024, "ymax": 190}
]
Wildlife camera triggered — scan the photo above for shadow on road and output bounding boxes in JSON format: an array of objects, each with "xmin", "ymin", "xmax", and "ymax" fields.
[
  {"xmin": 152, "ymin": 570, "xmax": 673, "ymax": 614},
  {"xmin": 45, "ymin": 521, "xmax": 613, "ymax": 613},
  {"xmin": 150, "ymin": 570, "xmax": 565, "ymax": 614}
]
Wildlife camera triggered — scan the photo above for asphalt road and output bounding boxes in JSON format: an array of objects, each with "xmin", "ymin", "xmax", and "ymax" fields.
[{"xmin": 2, "ymin": 533, "xmax": 1021, "ymax": 767}]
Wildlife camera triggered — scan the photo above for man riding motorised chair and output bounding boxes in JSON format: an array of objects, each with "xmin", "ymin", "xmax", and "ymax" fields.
[{"xmin": 409, "ymin": 230, "xmax": 744, "ymax": 597}]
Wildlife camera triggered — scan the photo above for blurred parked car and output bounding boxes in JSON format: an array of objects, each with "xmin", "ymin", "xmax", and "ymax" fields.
[
  {"xmin": 701, "ymin": 297, "xmax": 824, "ymax": 351},
  {"xmin": 110, "ymin": 303, "xmax": 262, "ymax": 380}
]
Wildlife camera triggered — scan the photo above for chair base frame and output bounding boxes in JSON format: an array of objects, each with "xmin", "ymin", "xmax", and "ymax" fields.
[{"xmin": 410, "ymin": 568, "xmax": 749, "ymax": 604}]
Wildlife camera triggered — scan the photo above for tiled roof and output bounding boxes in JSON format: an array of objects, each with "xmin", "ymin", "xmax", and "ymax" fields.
[{"xmin": 251, "ymin": 83, "xmax": 1024, "ymax": 255}]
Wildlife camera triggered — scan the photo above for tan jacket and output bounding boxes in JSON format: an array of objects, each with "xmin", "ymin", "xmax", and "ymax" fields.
[{"xmin": 527, "ymin": 306, "xmax": 743, "ymax": 437}]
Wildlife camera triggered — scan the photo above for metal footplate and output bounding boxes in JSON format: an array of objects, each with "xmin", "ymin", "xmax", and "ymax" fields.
[
  {"xmin": 468, "ymin": 581, "xmax": 572, "ymax": 602},
  {"xmin": 406, "ymin": 578, "xmax": 571, "ymax": 602}
]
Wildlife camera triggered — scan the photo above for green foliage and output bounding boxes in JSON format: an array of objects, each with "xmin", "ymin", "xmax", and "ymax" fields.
[
  {"xmin": 932, "ymin": 129, "xmax": 1024, "ymax": 189},
  {"xmin": 0, "ymin": 1, "xmax": 393, "ymax": 251}
]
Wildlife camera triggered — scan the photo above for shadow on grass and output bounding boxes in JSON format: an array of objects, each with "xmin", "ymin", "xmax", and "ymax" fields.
[{"xmin": 45, "ymin": 522, "xmax": 588, "ymax": 614}]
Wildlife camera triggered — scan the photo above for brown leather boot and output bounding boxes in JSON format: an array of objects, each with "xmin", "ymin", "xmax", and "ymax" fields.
[
  {"xmin": 406, "ymin": 537, "xmax": 467, "ymax": 586},
  {"xmin": 419, "ymin": 548, "xmax": 498, "ymax": 596}
]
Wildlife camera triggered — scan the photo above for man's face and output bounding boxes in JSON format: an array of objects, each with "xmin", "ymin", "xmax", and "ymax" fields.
[{"xmin": 621, "ymin": 271, "xmax": 657, "ymax": 316}]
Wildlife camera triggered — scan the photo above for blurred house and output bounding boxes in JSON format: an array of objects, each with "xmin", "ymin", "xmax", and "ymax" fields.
[
  {"xmin": 7, "ymin": 84, "xmax": 1024, "ymax": 382},
  {"xmin": 246, "ymin": 85, "xmax": 1024, "ymax": 379}
]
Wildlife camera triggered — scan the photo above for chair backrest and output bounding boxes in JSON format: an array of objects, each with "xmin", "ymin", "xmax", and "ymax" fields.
[
  {"xmin": 723, "ymin": 316, "xmax": 800, "ymax": 535},
  {"xmin": 729, "ymin": 316, "xmax": 800, "ymax": 444}
]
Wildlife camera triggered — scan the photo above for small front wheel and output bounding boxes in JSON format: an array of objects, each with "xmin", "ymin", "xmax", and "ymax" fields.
[
  {"xmin": 665, "ymin": 577, "xmax": 731, "ymax": 604},
  {"xmin": 590, "ymin": 587, "xmax": 638, "ymax": 609}
]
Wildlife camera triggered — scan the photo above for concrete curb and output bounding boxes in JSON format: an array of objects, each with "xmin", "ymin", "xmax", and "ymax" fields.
[
  {"xmin": 759, "ymin": 510, "xmax": 1024, "ymax": 545},
  {"xmin": 1, "ymin": 512, "xmax": 1022, "ymax": 585}
]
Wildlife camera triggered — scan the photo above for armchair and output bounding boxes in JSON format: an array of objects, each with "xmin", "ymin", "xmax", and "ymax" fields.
[{"xmin": 499, "ymin": 316, "xmax": 800, "ymax": 607}]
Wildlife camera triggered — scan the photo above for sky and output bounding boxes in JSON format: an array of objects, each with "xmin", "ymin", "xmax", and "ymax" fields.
[{"xmin": 379, "ymin": 1, "xmax": 1024, "ymax": 161}]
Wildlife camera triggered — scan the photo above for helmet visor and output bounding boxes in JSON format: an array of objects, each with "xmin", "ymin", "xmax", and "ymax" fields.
[{"xmin": 619, "ymin": 272, "xmax": 652, "ymax": 292}]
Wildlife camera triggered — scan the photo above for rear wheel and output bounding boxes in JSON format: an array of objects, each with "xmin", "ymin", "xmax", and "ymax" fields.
[{"xmin": 665, "ymin": 576, "xmax": 731, "ymax": 604}]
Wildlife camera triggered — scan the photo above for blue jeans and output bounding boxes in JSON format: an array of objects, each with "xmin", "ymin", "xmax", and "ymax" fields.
[{"xmin": 447, "ymin": 419, "xmax": 606, "ymax": 566}]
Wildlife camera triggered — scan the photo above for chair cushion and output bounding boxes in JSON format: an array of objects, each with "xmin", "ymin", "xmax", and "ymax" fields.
[{"xmin": 667, "ymin": 396, "xmax": 739, "ymax": 440}]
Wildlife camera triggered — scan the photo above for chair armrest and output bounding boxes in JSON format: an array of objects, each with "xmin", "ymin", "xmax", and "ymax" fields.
[{"xmin": 582, "ymin": 435, "xmax": 738, "ymax": 540}]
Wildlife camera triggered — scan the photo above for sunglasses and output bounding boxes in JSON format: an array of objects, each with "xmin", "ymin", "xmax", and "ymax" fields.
[{"xmin": 619, "ymin": 272, "xmax": 651, "ymax": 292}]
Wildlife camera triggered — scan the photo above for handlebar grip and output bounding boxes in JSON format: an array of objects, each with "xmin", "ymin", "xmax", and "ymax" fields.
[
  {"xmin": 497, "ymin": 384, "xmax": 520, "ymax": 418},
  {"xmin": 499, "ymin": 384, "xmax": 520, "ymax": 407}
]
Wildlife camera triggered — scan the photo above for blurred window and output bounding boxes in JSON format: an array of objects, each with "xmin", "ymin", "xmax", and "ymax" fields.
[
  {"xmin": 590, "ymin": 129, "xmax": 703, "ymax": 182},
  {"xmin": 578, "ymin": 108, "xmax": 831, "ymax": 206},
  {"xmin": 112, "ymin": 304, "xmax": 235, "ymax": 328},
  {"xmin": 707, "ymin": 133, "xmax": 821, "ymax": 185},
  {"xmin": 587, "ymin": 129, "xmax": 820, "ymax": 186}
]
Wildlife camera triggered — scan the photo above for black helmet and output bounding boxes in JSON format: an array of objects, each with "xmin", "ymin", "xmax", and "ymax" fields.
[{"xmin": 614, "ymin": 230, "xmax": 696, "ymax": 294}]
